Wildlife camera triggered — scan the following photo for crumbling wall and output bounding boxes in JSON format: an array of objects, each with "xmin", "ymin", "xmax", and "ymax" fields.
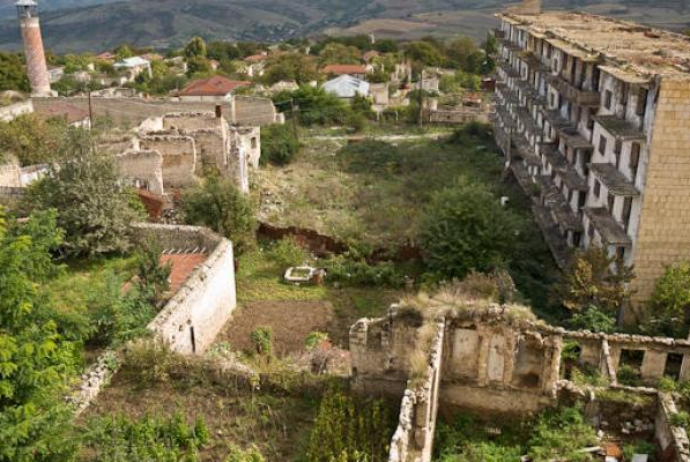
[
  {"xmin": 0, "ymin": 100, "xmax": 33, "ymax": 122},
  {"xmin": 139, "ymin": 134, "xmax": 197, "ymax": 188},
  {"xmin": 234, "ymin": 126, "xmax": 261, "ymax": 168},
  {"xmin": 134, "ymin": 223, "xmax": 237, "ymax": 355},
  {"xmin": 189, "ymin": 129, "xmax": 227, "ymax": 173},
  {"xmin": 115, "ymin": 149, "xmax": 164, "ymax": 195},
  {"xmin": 163, "ymin": 112, "xmax": 222, "ymax": 132},
  {"xmin": 0, "ymin": 154, "xmax": 21, "ymax": 187}
]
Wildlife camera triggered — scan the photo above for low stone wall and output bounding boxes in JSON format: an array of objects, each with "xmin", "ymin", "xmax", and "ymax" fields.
[
  {"xmin": 0, "ymin": 100, "xmax": 33, "ymax": 122},
  {"xmin": 70, "ymin": 350, "xmax": 119, "ymax": 416},
  {"xmin": 135, "ymin": 223, "xmax": 237, "ymax": 355},
  {"xmin": 428, "ymin": 109, "xmax": 489, "ymax": 124}
]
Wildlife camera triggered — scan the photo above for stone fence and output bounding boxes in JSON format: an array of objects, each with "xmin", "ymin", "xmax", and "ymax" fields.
[{"xmin": 0, "ymin": 99, "xmax": 33, "ymax": 122}]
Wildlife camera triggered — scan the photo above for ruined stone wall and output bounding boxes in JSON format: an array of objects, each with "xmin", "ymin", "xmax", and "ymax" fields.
[
  {"xmin": 631, "ymin": 77, "xmax": 690, "ymax": 308},
  {"xmin": 33, "ymin": 96, "xmax": 278, "ymax": 127},
  {"xmin": 133, "ymin": 223, "xmax": 237, "ymax": 354},
  {"xmin": 162, "ymin": 112, "xmax": 222, "ymax": 132},
  {"xmin": 234, "ymin": 126, "xmax": 261, "ymax": 168},
  {"xmin": 0, "ymin": 154, "xmax": 22, "ymax": 187},
  {"xmin": 190, "ymin": 129, "xmax": 227, "ymax": 173},
  {"xmin": 0, "ymin": 100, "xmax": 33, "ymax": 122},
  {"xmin": 115, "ymin": 149, "xmax": 164, "ymax": 195},
  {"xmin": 139, "ymin": 134, "xmax": 197, "ymax": 188}
]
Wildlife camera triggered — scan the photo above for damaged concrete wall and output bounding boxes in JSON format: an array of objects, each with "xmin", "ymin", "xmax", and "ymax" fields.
[
  {"xmin": 133, "ymin": 223, "xmax": 237, "ymax": 355},
  {"xmin": 139, "ymin": 134, "xmax": 198, "ymax": 188}
]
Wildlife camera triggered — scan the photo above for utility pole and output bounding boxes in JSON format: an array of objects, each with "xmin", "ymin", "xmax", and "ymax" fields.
[
  {"xmin": 418, "ymin": 69, "xmax": 424, "ymax": 129},
  {"xmin": 290, "ymin": 98, "xmax": 298, "ymax": 137},
  {"xmin": 87, "ymin": 86, "xmax": 93, "ymax": 129}
]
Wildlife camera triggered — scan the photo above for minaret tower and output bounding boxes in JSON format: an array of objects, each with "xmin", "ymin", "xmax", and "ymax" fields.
[{"xmin": 16, "ymin": 0, "xmax": 51, "ymax": 96}]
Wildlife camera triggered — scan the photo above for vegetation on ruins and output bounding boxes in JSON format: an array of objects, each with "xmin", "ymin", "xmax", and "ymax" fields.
[
  {"xmin": 556, "ymin": 247, "xmax": 634, "ymax": 322},
  {"xmin": 250, "ymin": 326, "xmax": 274, "ymax": 358},
  {"xmin": 273, "ymin": 85, "xmax": 350, "ymax": 126},
  {"xmin": 305, "ymin": 385, "xmax": 394, "ymax": 462},
  {"xmin": 81, "ymin": 412, "xmax": 210, "ymax": 461},
  {"xmin": 0, "ymin": 208, "xmax": 79, "ymax": 462},
  {"xmin": 266, "ymin": 236, "xmax": 309, "ymax": 268},
  {"xmin": 181, "ymin": 175, "xmax": 256, "ymax": 253},
  {"xmin": 23, "ymin": 129, "xmax": 142, "ymax": 257},
  {"xmin": 0, "ymin": 113, "xmax": 69, "ymax": 166},
  {"xmin": 434, "ymin": 406, "xmax": 598, "ymax": 462},
  {"xmin": 135, "ymin": 237, "xmax": 172, "ymax": 307},
  {"xmin": 260, "ymin": 123, "xmax": 300, "ymax": 166}
]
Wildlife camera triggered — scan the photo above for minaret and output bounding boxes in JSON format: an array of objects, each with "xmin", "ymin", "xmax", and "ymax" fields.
[{"xmin": 16, "ymin": 0, "xmax": 51, "ymax": 96}]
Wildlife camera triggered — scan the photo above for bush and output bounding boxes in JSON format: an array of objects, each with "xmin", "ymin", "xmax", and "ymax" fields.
[
  {"xmin": 251, "ymin": 326, "xmax": 274, "ymax": 357},
  {"xmin": 323, "ymin": 254, "xmax": 405, "ymax": 288},
  {"xmin": 181, "ymin": 175, "xmax": 256, "ymax": 253},
  {"xmin": 569, "ymin": 305, "xmax": 616, "ymax": 334},
  {"xmin": 617, "ymin": 364, "xmax": 642, "ymax": 387},
  {"xmin": 225, "ymin": 445, "xmax": 266, "ymax": 462},
  {"xmin": 260, "ymin": 124, "xmax": 300, "ymax": 166},
  {"xmin": 267, "ymin": 237, "xmax": 309, "ymax": 268},
  {"xmin": 305, "ymin": 332, "xmax": 329, "ymax": 351},
  {"xmin": 273, "ymin": 85, "xmax": 349, "ymax": 126},
  {"xmin": 648, "ymin": 261, "xmax": 690, "ymax": 337},
  {"xmin": 419, "ymin": 180, "xmax": 521, "ymax": 280}
]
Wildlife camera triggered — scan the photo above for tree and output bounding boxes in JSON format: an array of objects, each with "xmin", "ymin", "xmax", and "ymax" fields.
[
  {"xmin": 647, "ymin": 262, "xmax": 690, "ymax": 337},
  {"xmin": 263, "ymin": 53, "xmax": 317, "ymax": 85},
  {"xmin": 114, "ymin": 44, "xmax": 134, "ymax": 61},
  {"xmin": 556, "ymin": 246, "xmax": 635, "ymax": 315},
  {"xmin": 0, "ymin": 52, "xmax": 29, "ymax": 93},
  {"xmin": 207, "ymin": 41, "xmax": 241, "ymax": 61},
  {"xmin": 274, "ymin": 85, "xmax": 350, "ymax": 126},
  {"xmin": 260, "ymin": 123, "xmax": 300, "ymax": 166},
  {"xmin": 184, "ymin": 36, "xmax": 207, "ymax": 58},
  {"xmin": 419, "ymin": 180, "xmax": 521, "ymax": 280},
  {"xmin": 186, "ymin": 56, "xmax": 212, "ymax": 78},
  {"xmin": 23, "ymin": 129, "xmax": 141, "ymax": 257},
  {"xmin": 181, "ymin": 175, "xmax": 256, "ymax": 252},
  {"xmin": 0, "ymin": 113, "xmax": 69, "ymax": 166},
  {"xmin": 135, "ymin": 238, "xmax": 171, "ymax": 306},
  {"xmin": 0, "ymin": 208, "xmax": 79, "ymax": 462},
  {"xmin": 404, "ymin": 40, "xmax": 444, "ymax": 67},
  {"xmin": 446, "ymin": 37, "xmax": 484, "ymax": 74},
  {"xmin": 319, "ymin": 42, "xmax": 362, "ymax": 65}
]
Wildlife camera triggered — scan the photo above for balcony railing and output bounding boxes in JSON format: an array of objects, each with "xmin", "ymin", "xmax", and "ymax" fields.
[
  {"xmin": 546, "ymin": 74, "xmax": 600, "ymax": 107},
  {"xmin": 592, "ymin": 115, "xmax": 646, "ymax": 142}
]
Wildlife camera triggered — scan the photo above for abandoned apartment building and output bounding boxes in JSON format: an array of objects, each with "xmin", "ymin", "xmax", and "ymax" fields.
[
  {"xmin": 105, "ymin": 109, "xmax": 260, "ymax": 207},
  {"xmin": 492, "ymin": 6, "xmax": 690, "ymax": 306}
]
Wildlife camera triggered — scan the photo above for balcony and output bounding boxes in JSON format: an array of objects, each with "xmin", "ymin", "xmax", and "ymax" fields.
[
  {"xmin": 498, "ymin": 61, "xmax": 520, "ymax": 79},
  {"xmin": 588, "ymin": 163, "xmax": 640, "ymax": 196},
  {"xmin": 540, "ymin": 144, "xmax": 587, "ymax": 191},
  {"xmin": 593, "ymin": 115, "xmax": 646, "ymax": 142},
  {"xmin": 519, "ymin": 52, "xmax": 551, "ymax": 74},
  {"xmin": 516, "ymin": 108, "xmax": 541, "ymax": 138},
  {"xmin": 546, "ymin": 74, "xmax": 600, "ymax": 107},
  {"xmin": 510, "ymin": 161, "xmax": 536, "ymax": 196},
  {"xmin": 512, "ymin": 134, "xmax": 541, "ymax": 167},
  {"xmin": 538, "ymin": 176, "xmax": 583, "ymax": 233},
  {"xmin": 495, "ymin": 106, "xmax": 515, "ymax": 130},
  {"xmin": 493, "ymin": 28, "xmax": 506, "ymax": 39},
  {"xmin": 544, "ymin": 110, "xmax": 593, "ymax": 151},
  {"xmin": 584, "ymin": 207, "xmax": 632, "ymax": 246},
  {"xmin": 532, "ymin": 203, "xmax": 571, "ymax": 269}
]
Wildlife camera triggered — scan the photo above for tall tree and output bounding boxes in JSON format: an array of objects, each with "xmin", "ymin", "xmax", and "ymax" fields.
[
  {"xmin": 0, "ymin": 52, "xmax": 30, "ymax": 93},
  {"xmin": 0, "ymin": 208, "xmax": 79, "ymax": 462},
  {"xmin": 0, "ymin": 113, "xmax": 68, "ymax": 166},
  {"xmin": 23, "ymin": 129, "xmax": 141, "ymax": 257},
  {"xmin": 184, "ymin": 37, "xmax": 208, "ymax": 58}
]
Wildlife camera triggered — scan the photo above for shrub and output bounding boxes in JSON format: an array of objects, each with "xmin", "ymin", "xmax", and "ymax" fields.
[
  {"xmin": 181, "ymin": 175, "xmax": 256, "ymax": 253},
  {"xmin": 323, "ymin": 254, "xmax": 405, "ymax": 288},
  {"xmin": 569, "ymin": 305, "xmax": 616, "ymax": 334},
  {"xmin": 267, "ymin": 237, "xmax": 309, "ymax": 268},
  {"xmin": 617, "ymin": 364, "xmax": 642, "ymax": 387},
  {"xmin": 419, "ymin": 180, "xmax": 521, "ymax": 280},
  {"xmin": 648, "ymin": 261, "xmax": 690, "ymax": 337},
  {"xmin": 528, "ymin": 406, "xmax": 598, "ymax": 462},
  {"xmin": 273, "ymin": 85, "xmax": 349, "ymax": 126},
  {"xmin": 225, "ymin": 445, "xmax": 266, "ymax": 462},
  {"xmin": 260, "ymin": 124, "xmax": 300, "ymax": 166},
  {"xmin": 135, "ymin": 237, "xmax": 172, "ymax": 306},
  {"xmin": 251, "ymin": 326, "xmax": 274, "ymax": 357},
  {"xmin": 305, "ymin": 385, "xmax": 393, "ymax": 462},
  {"xmin": 305, "ymin": 332, "xmax": 329, "ymax": 351}
]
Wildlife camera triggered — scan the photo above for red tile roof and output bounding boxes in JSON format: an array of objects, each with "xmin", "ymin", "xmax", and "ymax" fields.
[
  {"xmin": 161, "ymin": 253, "xmax": 208, "ymax": 293},
  {"xmin": 322, "ymin": 64, "xmax": 367, "ymax": 75},
  {"xmin": 179, "ymin": 75, "xmax": 252, "ymax": 97},
  {"xmin": 245, "ymin": 53, "xmax": 268, "ymax": 63}
]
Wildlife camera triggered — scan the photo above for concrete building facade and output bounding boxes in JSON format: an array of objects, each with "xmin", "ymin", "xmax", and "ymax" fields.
[{"xmin": 492, "ymin": 11, "xmax": 690, "ymax": 306}]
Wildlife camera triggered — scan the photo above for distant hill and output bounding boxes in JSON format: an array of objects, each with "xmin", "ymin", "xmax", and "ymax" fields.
[{"xmin": 0, "ymin": 0, "xmax": 688, "ymax": 53}]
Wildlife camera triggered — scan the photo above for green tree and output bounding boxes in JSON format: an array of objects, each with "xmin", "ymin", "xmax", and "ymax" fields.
[
  {"xmin": 0, "ymin": 113, "xmax": 69, "ymax": 166},
  {"xmin": 0, "ymin": 208, "xmax": 79, "ymax": 462},
  {"xmin": 23, "ymin": 130, "xmax": 141, "ymax": 257},
  {"xmin": 274, "ymin": 85, "xmax": 350, "ymax": 126},
  {"xmin": 114, "ymin": 44, "xmax": 135, "ymax": 61},
  {"xmin": 181, "ymin": 175, "xmax": 256, "ymax": 252},
  {"xmin": 0, "ymin": 52, "xmax": 29, "ymax": 92},
  {"xmin": 186, "ymin": 56, "xmax": 212, "ymax": 78},
  {"xmin": 647, "ymin": 262, "xmax": 690, "ymax": 337},
  {"xmin": 135, "ymin": 238, "xmax": 171, "ymax": 306},
  {"xmin": 419, "ymin": 180, "xmax": 521, "ymax": 280},
  {"xmin": 445, "ymin": 37, "xmax": 484, "ymax": 74},
  {"xmin": 263, "ymin": 52, "xmax": 318, "ymax": 85},
  {"xmin": 556, "ymin": 246, "xmax": 635, "ymax": 315},
  {"xmin": 404, "ymin": 41, "xmax": 444, "ymax": 67},
  {"xmin": 184, "ymin": 36, "xmax": 208, "ymax": 58},
  {"xmin": 319, "ymin": 42, "xmax": 362, "ymax": 66},
  {"xmin": 260, "ymin": 123, "xmax": 300, "ymax": 166},
  {"xmin": 207, "ymin": 41, "xmax": 241, "ymax": 61}
]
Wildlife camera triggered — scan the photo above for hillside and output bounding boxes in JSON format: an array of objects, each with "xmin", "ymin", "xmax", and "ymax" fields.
[{"xmin": 0, "ymin": 0, "xmax": 688, "ymax": 52}]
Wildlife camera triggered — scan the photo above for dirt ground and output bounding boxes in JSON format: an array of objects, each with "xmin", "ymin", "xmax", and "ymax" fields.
[{"xmin": 216, "ymin": 300, "xmax": 334, "ymax": 357}]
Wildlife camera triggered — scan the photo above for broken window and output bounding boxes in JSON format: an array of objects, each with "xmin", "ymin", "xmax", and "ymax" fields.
[
  {"xmin": 594, "ymin": 180, "xmax": 601, "ymax": 198},
  {"xmin": 599, "ymin": 135, "xmax": 607, "ymax": 155},
  {"xmin": 629, "ymin": 143, "xmax": 641, "ymax": 181},
  {"xmin": 618, "ymin": 349, "xmax": 644, "ymax": 385},
  {"xmin": 604, "ymin": 90, "xmax": 613, "ymax": 110},
  {"xmin": 623, "ymin": 197, "xmax": 633, "ymax": 232},
  {"xmin": 665, "ymin": 353, "xmax": 684, "ymax": 381},
  {"xmin": 636, "ymin": 87, "xmax": 648, "ymax": 117}
]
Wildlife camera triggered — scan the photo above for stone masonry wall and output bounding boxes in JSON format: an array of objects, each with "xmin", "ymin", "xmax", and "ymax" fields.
[
  {"xmin": 631, "ymin": 77, "xmax": 690, "ymax": 308},
  {"xmin": 0, "ymin": 100, "xmax": 33, "ymax": 122},
  {"xmin": 115, "ymin": 149, "xmax": 164, "ymax": 195},
  {"xmin": 134, "ymin": 223, "xmax": 237, "ymax": 355},
  {"xmin": 139, "ymin": 134, "xmax": 197, "ymax": 188}
]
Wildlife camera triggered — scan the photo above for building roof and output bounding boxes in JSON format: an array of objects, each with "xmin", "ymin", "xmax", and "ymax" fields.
[
  {"xmin": 588, "ymin": 163, "xmax": 640, "ymax": 196},
  {"xmin": 179, "ymin": 75, "xmax": 252, "ymax": 97},
  {"xmin": 15, "ymin": 0, "xmax": 37, "ymax": 7},
  {"xmin": 114, "ymin": 56, "xmax": 150, "ymax": 68},
  {"xmin": 502, "ymin": 11, "xmax": 690, "ymax": 77},
  {"xmin": 322, "ymin": 74, "xmax": 370, "ymax": 98},
  {"xmin": 322, "ymin": 64, "xmax": 368, "ymax": 76},
  {"xmin": 245, "ymin": 53, "xmax": 268, "ymax": 63},
  {"xmin": 96, "ymin": 52, "xmax": 115, "ymax": 61},
  {"xmin": 363, "ymin": 51, "xmax": 380, "ymax": 63},
  {"xmin": 584, "ymin": 207, "xmax": 632, "ymax": 246}
]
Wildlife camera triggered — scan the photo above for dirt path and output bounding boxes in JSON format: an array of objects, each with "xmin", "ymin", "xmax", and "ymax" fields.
[{"xmin": 216, "ymin": 300, "xmax": 334, "ymax": 357}]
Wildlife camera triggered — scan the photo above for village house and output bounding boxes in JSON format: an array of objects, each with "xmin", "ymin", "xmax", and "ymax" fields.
[
  {"xmin": 48, "ymin": 65, "xmax": 64, "ymax": 83},
  {"xmin": 493, "ymin": 6, "xmax": 690, "ymax": 307},
  {"xmin": 113, "ymin": 56, "xmax": 152, "ymax": 82},
  {"xmin": 322, "ymin": 74, "xmax": 370, "ymax": 100},
  {"xmin": 322, "ymin": 64, "xmax": 368, "ymax": 80},
  {"xmin": 177, "ymin": 75, "xmax": 252, "ymax": 102},
  {"xmin": 244, "ymin": 52, "xmax": 268, "ymax": 77}
]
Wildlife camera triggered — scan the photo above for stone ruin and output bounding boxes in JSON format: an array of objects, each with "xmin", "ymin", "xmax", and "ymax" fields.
[
  {"xmin": 350, "ymin": 292, "xmax": 690, "ymax": 462},
  {"xmin": 108, "ymin": 111, "xmax": 261, "ymax": 202}
]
